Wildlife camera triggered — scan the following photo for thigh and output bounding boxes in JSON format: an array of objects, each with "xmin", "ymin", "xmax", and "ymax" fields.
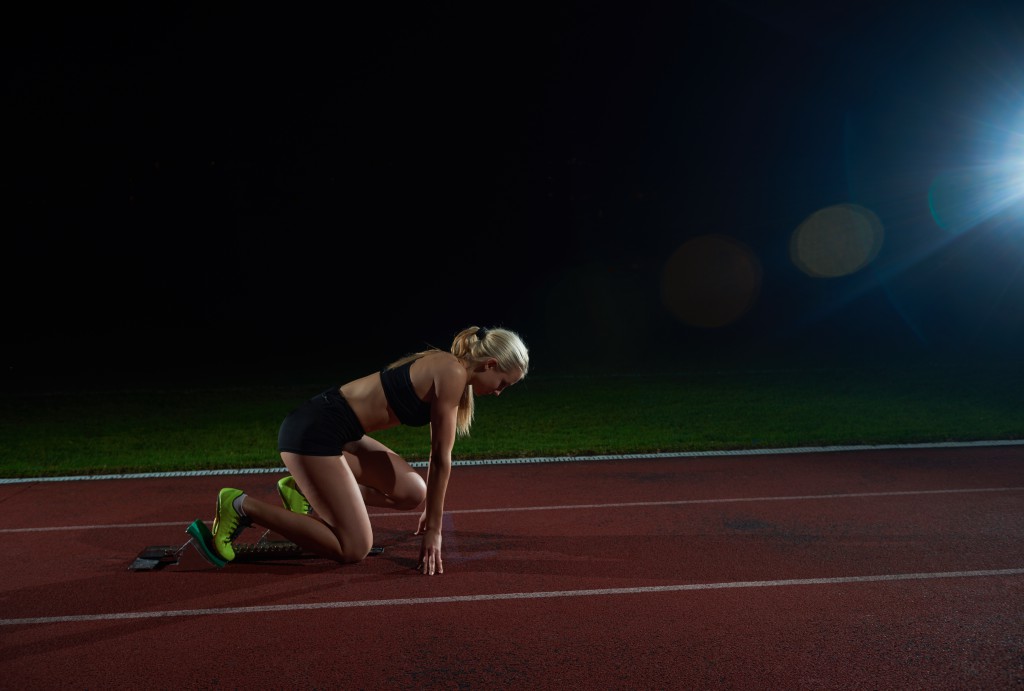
[
  {"xmin": 281, "ymin": 452, "xmax": 373, "ymax": 553},
  {"xmin": 342, "ymin": 436, "xmax": 426, "ymax": 504}
]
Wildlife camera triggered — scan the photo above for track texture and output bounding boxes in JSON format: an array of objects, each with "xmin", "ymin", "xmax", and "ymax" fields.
[{"xmin": 1, "ymin": 445, "xmax": 1022, "ymax": 689}]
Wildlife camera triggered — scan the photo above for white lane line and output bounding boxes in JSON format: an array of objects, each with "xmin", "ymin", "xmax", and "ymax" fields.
[
  {"xmin": 2, "ymin": 439, "xmax": 1021, "ymax": 484},
  {"xmin": 3, "ymin": 486, "xmax": 1023, "ymax": 534},
  {"xmin": 445, "ymin": 486, "xmax": 1024, "ymax": 515},
  {"xmin": 3, "ymin": 568, "xmax": 1022, "ymax": 627},
  {"xmin": 0, "ymin": 522, "xmax": 187, "ymax": 534}
]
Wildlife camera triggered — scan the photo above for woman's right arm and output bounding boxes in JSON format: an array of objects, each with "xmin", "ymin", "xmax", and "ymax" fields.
[{"xmin": 414, "ymin": 357, "xmax": 465, "ymax": 575}]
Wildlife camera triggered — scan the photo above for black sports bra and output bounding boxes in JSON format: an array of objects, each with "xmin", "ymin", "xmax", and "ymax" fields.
[{"xmin": 380, "ymin": 360, "xmax": 432, "ymax": 427}]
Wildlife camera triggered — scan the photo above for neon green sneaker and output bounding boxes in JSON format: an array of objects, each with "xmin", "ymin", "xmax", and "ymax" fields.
[
  {"xmin": 277, "ymin": 476, "xmax": 312, "ymax": 515},
  {"xmin": 211, "ymin": 488, "xmax": 251, "ymax": 562}
]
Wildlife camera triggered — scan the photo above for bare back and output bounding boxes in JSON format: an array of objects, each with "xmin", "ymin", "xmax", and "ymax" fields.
[{"xmin": 339, "ymin": 351, "xmax": 467, "ymax": 433}]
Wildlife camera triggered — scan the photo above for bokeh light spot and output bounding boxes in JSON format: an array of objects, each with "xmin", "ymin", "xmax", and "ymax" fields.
[
  {"xmin": 660, "ymin": 234, "xmax": 762, "ymax": 328},
  {"xmin": 790, "ymin": 203, "xmax": 885, "ymax": 278}
]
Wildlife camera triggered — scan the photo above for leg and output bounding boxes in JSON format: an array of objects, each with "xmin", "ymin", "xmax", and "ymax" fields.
[
  {"xmin": 341, "ymin": 435, "xmax": 427, "ymax": 510},
  {"xmin": 240, "ymin": 452, "xmax": 374, "ymax": 563}
]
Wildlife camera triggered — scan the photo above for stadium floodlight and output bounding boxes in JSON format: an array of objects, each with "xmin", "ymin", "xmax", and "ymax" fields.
[{"xmin": 930, "ymin": 110, "xmax": 1024, "ymax": 234}]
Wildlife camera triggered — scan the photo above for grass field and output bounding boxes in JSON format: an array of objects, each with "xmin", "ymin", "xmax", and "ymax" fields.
[{"xmin": 2, "ymin": 354, "xmax": 1021, "ymax": 479}]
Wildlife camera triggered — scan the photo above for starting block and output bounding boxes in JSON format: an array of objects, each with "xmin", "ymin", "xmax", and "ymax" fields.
[{"xmin": 129, "ymin": 519, "xmax": 383, "ymax": 571}]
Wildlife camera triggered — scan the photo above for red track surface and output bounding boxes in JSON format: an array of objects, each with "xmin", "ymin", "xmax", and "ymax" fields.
[{"xmin": 2, "ymin": 445, "xmax": 1023, "ymax": 689}]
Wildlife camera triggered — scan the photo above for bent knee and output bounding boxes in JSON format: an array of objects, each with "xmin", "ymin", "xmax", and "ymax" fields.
[
  {"xmin": 336, "ymin": 536, "xmax": 373, "ymax": 564},
  {"xmin": 394, "ymin": 474, "xmax": 427, "ymax": 511},
  {"xmin": 336, "ymin": 551, "xmax": 368, "ymax": 565},
  {"xmin": 393, "ymin": 494, "xmax": 425, "ymax": 511}
]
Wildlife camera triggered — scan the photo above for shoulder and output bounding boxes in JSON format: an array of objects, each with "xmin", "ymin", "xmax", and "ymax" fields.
[
  {"xmin": 418, "ymin": 352, "xmax": 466, "ymax": 403},
  {"xmin": 419, "ymin": 351, "xmax": 465, "ymax": 381}
]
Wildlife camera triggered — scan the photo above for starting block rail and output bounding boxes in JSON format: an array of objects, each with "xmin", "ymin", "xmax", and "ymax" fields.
[{"xmin": 129, "ymin": 519, "xmax": 383, "ymax": 571}]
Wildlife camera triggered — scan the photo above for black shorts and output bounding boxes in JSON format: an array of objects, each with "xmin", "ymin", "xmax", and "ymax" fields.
[{"xmin": 277, "ymin": 388, "xmax": 366, "ymax": 456}]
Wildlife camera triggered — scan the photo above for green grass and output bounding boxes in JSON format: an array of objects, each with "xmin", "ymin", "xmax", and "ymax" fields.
[{"xmin": 1, "ymin": 359, "xmax": 1021, "ymax": 478}]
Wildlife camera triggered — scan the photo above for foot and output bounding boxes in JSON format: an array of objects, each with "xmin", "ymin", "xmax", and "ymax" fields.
[
  {"xmin": 277, "ymin": 476, "xmax": 313, "ymax": 515},
  {"xmin": 184, "ymin": 519, "xmax": 227, "ymax": 568},
  {"xmin": 211, "ymin": 488, "xmax": 252, "ymax": 562}
]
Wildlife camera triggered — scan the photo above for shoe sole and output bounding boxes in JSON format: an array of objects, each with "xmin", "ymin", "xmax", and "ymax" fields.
[{"xmin": 186, "ymin": 519, "xmax": 227, "ymax": 568}]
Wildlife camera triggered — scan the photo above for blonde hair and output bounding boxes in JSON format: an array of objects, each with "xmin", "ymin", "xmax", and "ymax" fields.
[{"xmin": 386, "ymin": 326, "xmax": 529, "ymax": 437}]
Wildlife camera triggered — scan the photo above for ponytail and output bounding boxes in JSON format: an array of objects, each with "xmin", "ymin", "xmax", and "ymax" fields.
[{"xmin": 449, "ymin": 326, "xmax": 529, "ymax": 437}]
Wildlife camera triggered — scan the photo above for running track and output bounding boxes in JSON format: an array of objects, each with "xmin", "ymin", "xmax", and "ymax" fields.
[{"xmin": 1, "ymin": 443, "xmax": 1022, "ymax": 689}]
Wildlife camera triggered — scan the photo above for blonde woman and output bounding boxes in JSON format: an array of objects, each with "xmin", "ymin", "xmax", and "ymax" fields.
[{"xmin": 198, "ymin": 326, "xmax": 528, "ymax": 575}]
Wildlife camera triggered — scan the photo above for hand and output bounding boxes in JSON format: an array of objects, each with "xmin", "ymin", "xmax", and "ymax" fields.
[{"xmin": 414, "ymin": 526, "xmax": 443, "ymax": 576}]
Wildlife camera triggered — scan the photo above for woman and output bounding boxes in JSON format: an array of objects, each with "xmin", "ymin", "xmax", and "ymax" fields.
[{"xmin": 198, "ymin": 326, "xmax": 528, "ymax": 575}]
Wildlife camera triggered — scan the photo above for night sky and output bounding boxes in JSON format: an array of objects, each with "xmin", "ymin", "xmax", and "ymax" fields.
[{"xmin": 7, "ymin": 3, "xmax": 1024, "ymax": 381}]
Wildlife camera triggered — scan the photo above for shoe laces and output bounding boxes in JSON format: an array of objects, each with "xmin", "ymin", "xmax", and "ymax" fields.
[
  {"xmin": 227, "ymin": 515, "xmax": 253, "ymax": 542},
  {"xmin": 218, "ymin": 506, "xmax": 252, "ymax": 544}
]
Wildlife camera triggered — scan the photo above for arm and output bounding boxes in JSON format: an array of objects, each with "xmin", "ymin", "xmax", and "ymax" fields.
[
  {"xmin": 414, "ymin": 358, "xmax": 463, "ymax": 575},
  {"xmin": 421, "ymin": 440, "xmax": 452, "ymax": 532}
]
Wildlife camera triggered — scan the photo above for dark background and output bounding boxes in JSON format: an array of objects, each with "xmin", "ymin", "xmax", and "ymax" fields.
[{"xmin": 6, "ymin": 2, "xmax": 1024, "ymax": 384}]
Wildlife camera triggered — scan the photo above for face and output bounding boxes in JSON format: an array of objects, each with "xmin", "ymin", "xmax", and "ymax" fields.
[{"xmin": 472, "ymin": 359, "xmax": 523, "ymax": 397}]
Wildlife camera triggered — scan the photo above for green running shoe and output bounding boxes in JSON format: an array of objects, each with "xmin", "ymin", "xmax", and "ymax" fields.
[
  {"xmin": 278, "ymin": 475, "xmax": 313, "ymax": 515},
  {"xmin": 211, "ymin": 488, "xmax": 252, "ymax": 562}
]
